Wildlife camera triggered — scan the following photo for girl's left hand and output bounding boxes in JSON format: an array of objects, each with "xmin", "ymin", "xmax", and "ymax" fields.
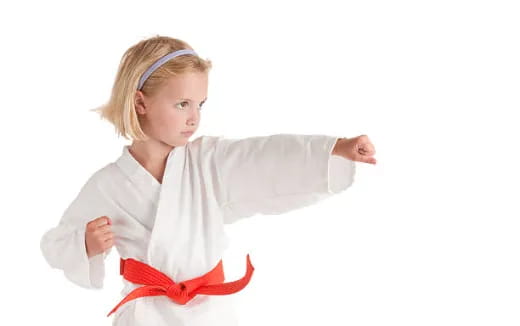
[{"xmin": 343, "ymin": 135, "xmax": 377, "ymax": 165}]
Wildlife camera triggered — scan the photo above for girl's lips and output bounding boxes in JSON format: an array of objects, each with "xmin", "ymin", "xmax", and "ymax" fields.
[{"xmin": 181, "ymin": 131, "xmax": 194, "ymax": 136}]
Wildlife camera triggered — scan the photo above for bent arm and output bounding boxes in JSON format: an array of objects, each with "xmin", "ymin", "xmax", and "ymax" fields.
[{"xmin": 40, "ymin": 173, "xmax": 110, "ymax": 289}]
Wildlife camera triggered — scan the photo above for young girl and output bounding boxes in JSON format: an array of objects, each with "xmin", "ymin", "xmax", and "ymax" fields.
[{"xmin": 40, "ymin": 35, "xmax": 377, "ymax": 326}]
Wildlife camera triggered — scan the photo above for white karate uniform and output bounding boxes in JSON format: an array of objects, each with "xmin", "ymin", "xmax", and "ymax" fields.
[{"xmin": 40, "ymin": 134, "xmax": 356, "ymax": 326}]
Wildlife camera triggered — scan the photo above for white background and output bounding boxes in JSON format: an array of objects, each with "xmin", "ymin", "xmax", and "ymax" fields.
[{"xmin": 1, "ymin": 0, "xmax": 519, "ymax": 325}]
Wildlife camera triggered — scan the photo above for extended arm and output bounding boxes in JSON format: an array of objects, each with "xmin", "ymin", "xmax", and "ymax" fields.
[{"xmin": 213, "ymin": 134, "xmax": 356, "ymax": 224}]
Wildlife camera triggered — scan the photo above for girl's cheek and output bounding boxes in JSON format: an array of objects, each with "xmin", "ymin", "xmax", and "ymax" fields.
[{"xmin": 160, "ymin": 107, "xmax": 176, "ymax": 119}]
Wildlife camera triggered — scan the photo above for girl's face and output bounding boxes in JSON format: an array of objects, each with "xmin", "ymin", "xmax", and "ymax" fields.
[{"xmin": 135, "ymin": 71, "xmax": 208, "ymax": 146}]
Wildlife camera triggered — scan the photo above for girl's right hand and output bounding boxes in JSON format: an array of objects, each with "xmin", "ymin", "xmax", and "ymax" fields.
[{"xmin": 85, "ymin": 216, "xmax": 114, "ymax": 258}]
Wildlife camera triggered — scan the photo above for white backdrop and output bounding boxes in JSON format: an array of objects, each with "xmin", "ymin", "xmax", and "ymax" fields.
[{"xmin": 1, "ymin": 0, "xmax": 519, "ymax": 325}]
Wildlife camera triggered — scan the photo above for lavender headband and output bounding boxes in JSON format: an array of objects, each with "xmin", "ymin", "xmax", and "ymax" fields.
[{"xmin": 137, "ymin": 49, "xmax": 198, "ymax": 90}]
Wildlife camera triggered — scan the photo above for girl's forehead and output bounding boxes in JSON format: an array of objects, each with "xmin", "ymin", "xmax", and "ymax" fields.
[{"xmin": 160, "ymin": 73, "xmax": 208, "ymax": 99}]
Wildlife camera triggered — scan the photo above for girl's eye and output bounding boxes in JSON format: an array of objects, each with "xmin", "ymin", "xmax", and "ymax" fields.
[
  {"xmin": 175, "ymin": 101, "xmax": 204, "ymax": 111},
  {"xmin": 176, "ymin": 101, "xmax": 189, "ymax": 110}
]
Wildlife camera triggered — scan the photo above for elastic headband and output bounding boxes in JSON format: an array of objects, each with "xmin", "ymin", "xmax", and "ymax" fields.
[{"xmin": 137, "ymin": 49, "xmax": 198, "ymax": 90}]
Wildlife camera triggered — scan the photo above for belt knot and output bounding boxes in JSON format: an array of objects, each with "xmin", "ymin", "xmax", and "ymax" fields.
[{"xmin": 166, "ymin": 282, "xmax": 188, "ymax": 299}]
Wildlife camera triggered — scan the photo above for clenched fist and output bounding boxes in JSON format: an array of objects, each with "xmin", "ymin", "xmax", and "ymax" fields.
[
  {"xmin": 333, "ymin": 135, "xmax": 377, "ymax": 165},
  {"xmin": 85, "ymin": 216, "xmax": 114, "ymax": 258}
]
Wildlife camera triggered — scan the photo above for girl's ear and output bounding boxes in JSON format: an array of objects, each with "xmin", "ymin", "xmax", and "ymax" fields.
[{"xmin": 134, "ymin": 90, "xmax": 147, "ymax": 115}]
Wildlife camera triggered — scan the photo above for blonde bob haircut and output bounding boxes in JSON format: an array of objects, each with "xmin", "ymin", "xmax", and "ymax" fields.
[{"xmin": 91, "ymin": 35, "xmax": 213, "ymax": 141}]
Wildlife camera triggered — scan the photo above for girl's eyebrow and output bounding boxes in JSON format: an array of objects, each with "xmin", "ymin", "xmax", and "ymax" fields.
[{"xmin": 180, "ymin": 97, "xmax": 208, "ymax": 103}]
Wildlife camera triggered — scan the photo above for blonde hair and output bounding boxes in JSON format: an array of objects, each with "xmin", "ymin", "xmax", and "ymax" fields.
[{"xmin": 91, "ymin": 35, "xmax": 213, "ymax": 141}]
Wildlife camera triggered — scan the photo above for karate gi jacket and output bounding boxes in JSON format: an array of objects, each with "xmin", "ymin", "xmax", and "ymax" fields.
[{"xmin": 40, "ymin": 134, "xmax": 356, "ymax": 326}]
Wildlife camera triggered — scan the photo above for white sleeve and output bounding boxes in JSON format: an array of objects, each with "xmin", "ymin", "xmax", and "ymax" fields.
[
  {"xmin": 214, "ymin": 134, "xmax": 356, "ymax": 224},
  {"xmin": 40, "ymin": 173, "xmax": 110, "ymax": 289}
]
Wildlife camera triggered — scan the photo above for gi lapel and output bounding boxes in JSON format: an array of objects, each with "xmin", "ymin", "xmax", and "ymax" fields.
[
  {"xmin": 146, "ymin": 144, "xmax": 182, "ymax": 269},
  {"xmin": 145, "ymin": 139, "xmax": 229, "ymax": 283}
]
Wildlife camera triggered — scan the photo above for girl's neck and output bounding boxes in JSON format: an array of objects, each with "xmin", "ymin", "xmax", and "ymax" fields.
[{"xmin": 128, "ymin": 140, "xmax": 175, "ymax": 183}]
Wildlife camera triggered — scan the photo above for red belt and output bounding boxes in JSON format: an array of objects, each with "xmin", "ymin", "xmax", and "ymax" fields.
[{"xmin": 107, "ymin": 254, "xmax": 255, "ymax": 317}]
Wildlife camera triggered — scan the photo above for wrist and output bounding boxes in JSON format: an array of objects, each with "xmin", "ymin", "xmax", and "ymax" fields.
[{"xmin": 332, "ymin": 137, "xmax": 347, "ymax": 157}]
